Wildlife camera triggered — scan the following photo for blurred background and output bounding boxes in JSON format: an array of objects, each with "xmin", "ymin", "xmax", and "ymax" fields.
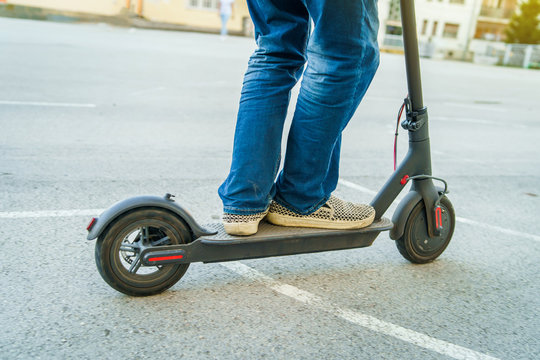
[{"xmin": 1, "ymin": 0, "xmax": 540, "ymax": 68}]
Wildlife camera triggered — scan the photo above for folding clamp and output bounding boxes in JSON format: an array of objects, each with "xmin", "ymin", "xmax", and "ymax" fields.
[{"xmin": 401, "ymin": 98, "xmax": 428, "ymax": 132}]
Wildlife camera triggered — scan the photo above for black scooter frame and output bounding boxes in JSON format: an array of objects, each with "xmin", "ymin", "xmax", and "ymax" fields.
[
  {"xmin": 374, "ymin": 0, "xmax": 443, "ymax": 240},
  {"xmin": 88, "ymin": 0, "xmax": 448, "ymax": 266}
]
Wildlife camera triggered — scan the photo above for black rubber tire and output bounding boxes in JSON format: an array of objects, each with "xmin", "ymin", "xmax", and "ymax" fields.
[
  {"xmin": 95, "ymin": 208, "xmax": 191, "ymax": 296},
  {"xmin": 396, "ymin": 196, "xmax": 455, "ymax": 264}
]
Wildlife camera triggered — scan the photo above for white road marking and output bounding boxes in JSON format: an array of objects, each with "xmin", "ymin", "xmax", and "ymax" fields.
[
  {"xmin": 338, "ymin": 179, "xmax": 540, "ymax": 243},
  {"xmin": 431, "ymin": 151, "xmax": 538, "ymax": 164},
  {"xmin": 0, "ymin": 100, "xmax": 96, "ymax": 108},
  {"xmin": 363, "ymin": 96, "xmax": 399, "ymax": 102},
  {"xmin": 431, "ymin": 116, "xmax": 496, "ymax": 125},
  {"xmin": 337, "ymin": 179, "xmax": 378, "ymax": 196},
  {"xmin": 1, "ymin": 181, "xmax": 538, "ymax": 244},
  {"xmin": 127, "ymin": 86, "xmax": 166, "ymax": 96},
  {"xmin": 0, "ymin": 209, "xmax": 104, "ymax": 219},
  {"xmin": 0, "ymin": 200, "xmax": 522, "ymax": 356},
  {"xmin": 456, "ymin": 216, "xmax": 540, "ymax": 243},
  {"xmin": 337, "ymin": 179, "xmax": 407, "ymax": 204},
  {"xmin": 443, "ymin": 102, "xmax": 507, "ymax": 113},
  {"xmin": 222, "ymin": 261, "xmax": 500, "ymax": 360},
  {"xmin": 431, "ymin": 150, "xmax": 482, "ymax": 164}
]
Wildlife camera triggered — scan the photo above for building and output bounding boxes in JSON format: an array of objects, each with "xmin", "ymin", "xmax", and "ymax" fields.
[
  {"xmin": 135, "ymin": 0, "xmax": 251, "ymax": 35},
  {"xmin": 5, "ymin": 0, "xmax": 124, "ymax": 17},
  {"xmin": 379, "ymin": 0, "xmax": 484, "ymax": 59},
  {"xmin": 5, "ymin": 0, "xmax": 522, "ymax": 60},
  {"xmin": 474, "ymin": 0, "xmax": 517, "ymax": 41},
  {"xmin": 4, "ymin": 0, "xmax": 252, "ymax": 35}
]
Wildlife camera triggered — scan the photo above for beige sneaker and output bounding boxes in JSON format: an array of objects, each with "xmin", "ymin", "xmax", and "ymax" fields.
[
  {"xmin": 267, "ymin": 196, "xmax": 375, "ymax": 230},
  {"xmin": 222, "ymin": 210, "xmax": 268, "ymax": 236}
]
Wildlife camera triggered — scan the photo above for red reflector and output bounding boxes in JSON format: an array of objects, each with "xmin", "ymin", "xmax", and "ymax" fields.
[
  {"xmin": 148, "ymin": 255, "xmax": 184, "ymax": 262},
  {"xmin": 435, "ymin": 207, "xmax": 443, "ymax": 228},
  {"xmin": 86, "ymin": 217, "xmax": 97, "ymax": 231},
  {"xmin": 400, "ymin": 175, "xmax": 410, "ymax": 185}
]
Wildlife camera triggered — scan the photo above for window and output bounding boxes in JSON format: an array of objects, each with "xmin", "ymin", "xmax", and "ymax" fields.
[
  {"xmin": 421, "ymin": 20, "xmax": 428, "ymax": 35},
  {"xmin": 385, "ymin": 25, "xmax": 402, "ymax": 35},
  {"xmin": 442, "ymin": 23, "xmax": 460, "ymax": 38},
  {"xmin": 387, "ymin": 0, "xmax": 401, "ymax": 21},
  {"xmin": 432, "ymin": 21, "xmax": 438, "ymax": 36},
  {"xmin": 187, "ymin": 0, "xmax": 218, "ymax": 10}
]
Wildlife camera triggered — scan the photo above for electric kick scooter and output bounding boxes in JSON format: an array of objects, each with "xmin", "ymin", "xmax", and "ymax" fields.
[{"xmin": 86, "ymin": 0, "xmax": 456, "ymax": 296}]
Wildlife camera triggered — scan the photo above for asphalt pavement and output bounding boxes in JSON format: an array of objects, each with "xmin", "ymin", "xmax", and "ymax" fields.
[{"xmin": 0, "ymin": 17, "xmax": 539, "ymax": 359}]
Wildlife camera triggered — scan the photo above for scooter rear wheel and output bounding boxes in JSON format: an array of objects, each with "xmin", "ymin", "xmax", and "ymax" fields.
[
  {"xmin": 95, "ymin": 208, "xmax": 191, "ymax": 296},
  {"xmin": 396, "ymin": 196, "xmax": 455, "ymax": 264}
]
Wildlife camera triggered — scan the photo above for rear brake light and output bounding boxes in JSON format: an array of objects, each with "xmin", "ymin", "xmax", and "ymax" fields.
[
  {"xmin": 87, "ymin": 217, "xmax": 98, "ymax": 231},
  {"xmin": 142, "ymin": 250, "xmax": 186, "ymax": 265},
  {"xmin": 148, "ymin": 255, "xmax": 184, "ymax": 262}
]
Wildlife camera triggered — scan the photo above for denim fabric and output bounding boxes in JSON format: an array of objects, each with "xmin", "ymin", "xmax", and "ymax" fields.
[
  {"xmin": 220, "ymin": 13, "xmax": 231, "ymax": 36},
  {"xmin": 219, "ymin": 0, "xmax": 380, "ymax": 215}
]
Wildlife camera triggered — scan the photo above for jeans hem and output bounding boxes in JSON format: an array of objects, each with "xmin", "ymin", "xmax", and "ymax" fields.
[{"xmin": 223, "ymin": 206, "xmax": 269, "ymax": 215}]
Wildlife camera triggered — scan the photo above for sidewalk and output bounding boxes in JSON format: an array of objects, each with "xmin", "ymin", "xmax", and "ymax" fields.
[{"xmin": 0, "ymin": 3, "xmax": 239, "ymax": 35}]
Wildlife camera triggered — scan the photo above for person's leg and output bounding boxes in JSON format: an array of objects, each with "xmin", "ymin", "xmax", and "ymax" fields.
[
  {"xmin": 220, "ymin": 13, "xmax": 230, "ymax": 36},
  {"xmin": 274, "ymin": 0, "xmax": 380, "ymax": 214},
  {"xmin": 219, "ymin": 0, "xmax": 310, "ymax": 234}
]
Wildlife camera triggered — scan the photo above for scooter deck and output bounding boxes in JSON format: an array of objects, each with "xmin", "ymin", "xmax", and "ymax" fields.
[
  {"xmin": 200, "ymin": 218, "xmax": 393, "ymax": 244},
  {"xmin": 177, "ymin": 218, "xmax": 393, "ymax": 263},
  {"xmin": 141, "ymin": 218, "xmax": 393, "ymax": 264}
]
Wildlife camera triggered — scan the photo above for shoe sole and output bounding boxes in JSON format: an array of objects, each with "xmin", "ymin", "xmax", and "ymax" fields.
[
  {"xmin": 223, "ymin": 221, "xmax": 260, "ymax": 236},
  {"xmin": 266, "ymin": 211, "xmax": 375, "ymax": 230}
]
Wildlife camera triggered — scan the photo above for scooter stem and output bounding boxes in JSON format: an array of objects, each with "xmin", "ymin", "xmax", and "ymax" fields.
[
  {"xmin": 400, "ymin": 0, "xmax": 423, "ymax": 111},
  {"xmin": 371, "ymin": 0, "xmax": 443, "ymax": 238}
]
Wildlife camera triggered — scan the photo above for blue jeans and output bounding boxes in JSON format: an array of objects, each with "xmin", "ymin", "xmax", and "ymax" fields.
[
  {"xmin": 220, "ymin": 13, "xmax": 230, "ymax": 36},
  {"xmin": 219, "ymin": 0, "xmax": 380, "ymax": 215}
]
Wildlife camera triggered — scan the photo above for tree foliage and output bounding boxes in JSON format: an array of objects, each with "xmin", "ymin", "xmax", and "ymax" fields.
[{"xmin": 505, "ymin": 0, "xmax": 540, "ymax": 44}]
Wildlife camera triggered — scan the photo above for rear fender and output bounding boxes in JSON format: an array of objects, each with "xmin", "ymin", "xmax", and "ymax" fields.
[{"xmin": 86, "ymin": 194, "xmax": 216, "ymax": 240}]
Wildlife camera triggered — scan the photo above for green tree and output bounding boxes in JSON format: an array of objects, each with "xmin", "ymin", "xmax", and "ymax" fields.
[{"xmin": 505, "ymin": 0, "xmax": 540, "ymax": 44}]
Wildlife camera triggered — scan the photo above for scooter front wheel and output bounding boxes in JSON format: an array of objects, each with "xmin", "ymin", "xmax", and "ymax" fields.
[
  {"xmin": 396, "ymin": 196, "xmax": 455, "ymax": 264},
  {"xmin": 95, "ymin": 208, "xmax": 191, "ymax": 296}
]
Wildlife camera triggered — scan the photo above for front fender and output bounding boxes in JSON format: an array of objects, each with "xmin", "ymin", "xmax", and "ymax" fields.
[
  {"xmin": 390, "ymin": 191, "xmax": 422, "ymax": 240},
  {"xmin": 86, "ymin": 194, "xmax": 216, "ymax": 240},
  {"xmin": 390, "ymin": 186, "xmax": 446, "ymax": 240}
]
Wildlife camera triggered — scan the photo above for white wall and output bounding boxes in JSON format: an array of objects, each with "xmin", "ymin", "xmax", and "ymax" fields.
[
  {"xmin": 416, "ymin": 0, "xmax": 482, "ymax": 54},
  {"xmin": 378, "ymin": 0, "xmax": 483, "ymax": 57},
  {"xmin": 6, "ymin": 0, "xmax": 124, "ymax": 16}
]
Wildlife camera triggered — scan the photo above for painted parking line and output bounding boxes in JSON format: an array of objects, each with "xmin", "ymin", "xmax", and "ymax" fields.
[
  {"xmin": 0, "ymin": 100, "xmax": 96, "ymax": 108},
  {"xmin": 336, "ymin": 179, "xmax": 379, "ymax": 196},
  {"xmin": 456, "ymin": 217, "xmax": 540, "ymax": 243},
  {"xmin": 0, "ymin": 209, "xmax": 104, "ymax": 218},
  {"xmin": 0, "ymin": 198, "xmax": 519, "ymax": 358},
  {"xmin": 430, "ymin": 116, "xmax": 496, "ymax": 125},
  {"xmin": 222, "ymin": 261, "xmax": 500, "ymax": 360},
  {"xmin": 2, "ymin": 179, "xmax": 539, "ymax": 243},
  {"xmin": 443, "ymin": 102, "xmax": 507, "ymax": 113},
  {"xmin": 127, "ymin": 86, "xmax": 166, "ymax": 96},
  {"xmin": 0, "ymin": 206, "xmax": 503, "ymax": 358},
  {"xmin": 338, "ymin": 179, "xmax": 540, "ymax": 243},
  {"xmin": 431, "ymin": 150, "xmax": 482, "ymax": 164}
]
